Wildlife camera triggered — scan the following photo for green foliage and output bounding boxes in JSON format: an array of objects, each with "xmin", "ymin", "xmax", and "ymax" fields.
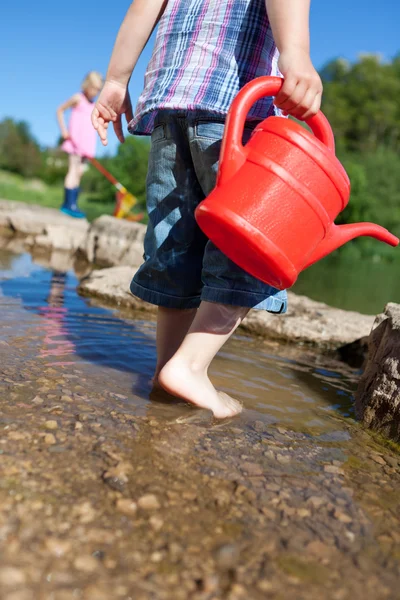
[
  {"xmin": 321, "ymin": 54, "xmax": 400, "ymax": 153},
  {"xmin": 81, "ymin": 137, "xmax": 150, "ymax": 210},
  {"xmin": 81, "ymin": 156, "xmax": 116, "ymax": 202},
  {"xmin": 338, "ymin": 148, "xmax": 400, "ymax": 237},
  {"xmin": 111, "ymin": 136, "xmax": 150, "ymax": 206},
  {"xmin": 0, "ymin": 118, "xmax": 42, "ymax": 177}
]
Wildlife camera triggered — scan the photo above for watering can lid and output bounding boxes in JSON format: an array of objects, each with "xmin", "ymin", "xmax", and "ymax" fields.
[{"xmin": 255, "ymin": 116, "xmax": 350, "ymax": 205}]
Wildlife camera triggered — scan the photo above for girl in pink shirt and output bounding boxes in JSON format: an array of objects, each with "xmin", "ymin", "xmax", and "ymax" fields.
[{"xmin": 57, "ymin": 71, "xmax": 103, "ymax": 218}]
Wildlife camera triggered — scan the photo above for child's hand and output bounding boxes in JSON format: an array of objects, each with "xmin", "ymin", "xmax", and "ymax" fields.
[
  {"xmin": 275, "ymin": 48, "xmax": 323, "ymax": 120},
  {"xmin": 91, "ymin": 80, "xmax": 134, "ymax": 146}
]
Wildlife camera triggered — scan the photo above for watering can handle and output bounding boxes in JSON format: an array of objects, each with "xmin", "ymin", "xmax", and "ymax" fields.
[{"xmin": 218, "ymin": 76, "xmax": 335, "ymax": 185}]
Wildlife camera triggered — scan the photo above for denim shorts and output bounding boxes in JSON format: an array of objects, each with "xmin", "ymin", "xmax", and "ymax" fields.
[{"xmin": 130, "ymin": 110, "xmax": 287, "ymax": 313}]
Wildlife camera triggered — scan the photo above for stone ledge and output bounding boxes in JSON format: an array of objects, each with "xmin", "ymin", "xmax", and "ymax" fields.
[
  {"xmin": 77, "ymin": 215, "xmax": 146, "ymax": 267},
  {"xmin": 78, "ymin": 266, "xmax": 375, "ymax": 351},
  {"xmin": 0, "ymin": 199, "xmax": 89, "ymax": 251}
]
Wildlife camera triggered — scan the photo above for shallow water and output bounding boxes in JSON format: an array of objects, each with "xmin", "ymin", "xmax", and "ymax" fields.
[
  {"xmin": 0, "ymin": 248, "xmax": 399, "ymax": 600},
  {"xmin": 0, "ymin": 250, "xmax": 356, "ymax": 435}
]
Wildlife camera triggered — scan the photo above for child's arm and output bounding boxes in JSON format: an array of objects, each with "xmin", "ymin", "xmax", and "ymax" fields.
[
  {"xmin": 92, "ymin": 0, "xmax": 168, "ymax": 146},
  {"xmin": 265, "ymin": 0, "xmax": 322, "ymax": 120},
  {"xmin": 56, "ymin": 94, "xmax": 81, "ymax": 140},
  {"xmin": 107, "ymin": 0, "xmax": 167, "ymax": 87}
]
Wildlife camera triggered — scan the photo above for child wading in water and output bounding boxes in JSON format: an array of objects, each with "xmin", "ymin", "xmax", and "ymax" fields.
[
  {"xmin": 57, "ymin": 71, "xmax": 103, "ymax": 218},
  {"xmin": 93, "ymin": 0, "xmax": 322, "ymax": 418}
]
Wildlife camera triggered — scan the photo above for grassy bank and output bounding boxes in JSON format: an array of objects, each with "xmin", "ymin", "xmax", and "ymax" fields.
[{"xmin": 0, "ymin": 169, "xmax": 116, "ymax": 222}]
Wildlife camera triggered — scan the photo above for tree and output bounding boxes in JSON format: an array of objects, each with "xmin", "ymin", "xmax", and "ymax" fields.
[
  {"xmin": 0, "ymin": 118, "xmax": 42, "ymax": 177},
  {"xmin": 321, "ymin": 55, "xmax": 400, "ymax": 153}
]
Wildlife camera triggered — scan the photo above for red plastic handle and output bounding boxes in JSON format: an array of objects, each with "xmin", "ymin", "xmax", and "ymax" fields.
[{"xmin": 218, "ymin": 76, "xmax": 335, "ymax": 185}]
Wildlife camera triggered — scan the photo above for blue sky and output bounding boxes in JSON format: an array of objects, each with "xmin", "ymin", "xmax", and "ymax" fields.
[{"xmin": 1, "ymin": 0, "xmax": 398, "ymax": 156}]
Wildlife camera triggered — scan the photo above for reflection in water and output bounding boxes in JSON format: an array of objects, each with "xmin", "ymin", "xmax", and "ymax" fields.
[
  {"xmin": 293, "ymin": 252, "xmax": 400, "ymax": 314},
  {"xmin": 0, "ymin": 250, "xmax": 358, "ymax": 435},
  {"xmin": 38, "ymin": 272, "xmax": 76, "ymax": 364}
]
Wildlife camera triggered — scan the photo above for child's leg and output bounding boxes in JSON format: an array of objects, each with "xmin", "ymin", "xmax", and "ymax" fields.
[
  {"xmin": 62, "ymin": 155, "xmax": 85, "ymax": 217},
  {"xmin": 64, "ymin": 154, "xmax": 82, "ymax": 189},
  {"xmin": 158, "ymin": 301, "xmax": 248, "ymax": 418},
  {"xmin": 154, "ymin": 307, "xmax": 197, "ymax": 378}
]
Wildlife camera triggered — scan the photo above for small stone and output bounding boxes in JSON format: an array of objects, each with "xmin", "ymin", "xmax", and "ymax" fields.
[
  {"xmin": 61, "ymin": 395, "xmax": 73, "ymax": 403},
  {"xmin": 230, "ymin": 584, "xmax": 246, "ymax": 596},
  {"xmin": 384, "ymin": 456, "xmax": 399, "ymax": 469},
  {"xmin": 307, "ymin": 496, "xmax": 326, "ymax": 508},
  {"xmin": 240, "ymin": 461, "xmax": 263, "ymax": 476},
  {"xmin": 265, "ymin": 482, "xmax": 280, "ymax": 492},
  {"xmin": 281, "ymin": 504, "xmax": 296, "ymax": 517},
  {"xmin": 116, "ymin": 498, "xmax": 137, "ymax": 516},
  {"xmin": 215, "ymin": 544, "xmax": 240, "ymax": 569},
  {"xmin": 253, "ymin": 421, "xmax": 268, "ymax": 433},
  {"xmin": 257, "ymin": 580, "xmax": 275, "ymax": 593},
  {"xmin": 215, "ymin": 489, "xmax": 232, "ymax": 507},
  {"xmin": 138, "ymin": 494, "xmax": 161, "ymax": 511},
  {"xmin": 45, "ymin": 420, "xmax": 58, "ymax": 430},
  {"xmin": 7, "ymin": 431, "xmax": 27, "ymax": 441},
  {"xmin": 45, "ymin": 537, "xmax": 71, "ymax": 557},
  {"xmin": 0, "ymin": 566, "xmax": 26, "ymax": 586},
  {"xmin": 32, "ymin": 396, "xmax": 44, "ymax": 405},
  {"xmin": 169, "ymin": 543, "xmax": 183, "ymax": 561},
  {"xmin": 306, "ymin": 540, "xmax": 333, "ymax": 559},
  {"xmin": 103, "ymin": 461, "xmax": 133, "ymax": 492},
  {"xmin": 371, "ymin": 454, "xmax": 386, "ymax": 466},
  {"xmin": 276, "ymin": 454, "xmax": 290, "ymax": 464},
  {"xmin": 75, "ymin": 421, "xmax": 83, "ymax": 430},
  {"xmin": 74, "ymin": 555, "xmax": 98, "ymax": 573},
  {"xmin": 324, "ymin": 465, "xmax": 344, "ymax": 475},
  {"xmin": 334, "ymin": 509, "xmax": 353, "ymax": 523},
  {"xmin": 73, "ymin": 502, "xmax": 96, "ymax": 524},
  {"xmin": 105, "ymin": 558, "xmax": 117, "ymax": 569},
  {"xmin": 296, "ymin": 508, "xmax": 311, "ymax": 518},
  {"xmin": 261, "ymin": 507, "xmax": 276, "ymax": 519},
  {"xmin": 150, "ymin": 551, "xmax": 163, "ymax": 563},
  {"xmin": 182, "ymin": 491, "xmax": 197, "ymax": 501},
  {"xmin": 167, "ymin": 490, "xmax": 179, "ymax": 501},
  {"xmin": 345, "ymin": 531, "xmax": 356, "ymax": 543},
  {"xmin": 149, "ymin": 515, "xmax": 164, "ymax": 531},
  {"xmin": 44, "ymin": 434, "xmax": 56, "ymax": 445}
]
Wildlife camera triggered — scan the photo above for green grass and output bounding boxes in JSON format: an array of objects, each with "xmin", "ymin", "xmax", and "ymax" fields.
[{"xmin": 0, "ymin": 170, "xmax": 118, "ymax": 222}]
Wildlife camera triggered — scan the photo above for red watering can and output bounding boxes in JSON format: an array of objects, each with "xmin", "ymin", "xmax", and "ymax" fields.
[{"xmin": 195, "ymin": 77, "xmax": 399, "ymax": 290}]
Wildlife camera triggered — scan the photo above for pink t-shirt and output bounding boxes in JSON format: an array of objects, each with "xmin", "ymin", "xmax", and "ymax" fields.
[{"xmin": 61, "ymin": 93, "xmax": 97, "ymax": 158}]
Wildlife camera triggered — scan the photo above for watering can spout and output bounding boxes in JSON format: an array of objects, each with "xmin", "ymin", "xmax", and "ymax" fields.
[{"xmin": 304, "ymin": 223, "xmax": 399, "ymax": 269}]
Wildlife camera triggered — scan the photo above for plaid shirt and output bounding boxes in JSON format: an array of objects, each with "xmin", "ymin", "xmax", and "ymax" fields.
[{"xmin": 129, "ymin": 0, "xmax": 281, "ymax": 135}]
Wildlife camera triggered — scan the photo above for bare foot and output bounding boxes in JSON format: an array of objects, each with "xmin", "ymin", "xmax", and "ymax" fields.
[{"xmin": 158, "ymin": 358, "xmax": 242, "ymax": 419}]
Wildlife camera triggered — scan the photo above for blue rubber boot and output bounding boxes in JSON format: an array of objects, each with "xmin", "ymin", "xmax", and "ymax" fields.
[{"xmin": 60, "ymin": 188, "xmax": 86, "ymax": 219}]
